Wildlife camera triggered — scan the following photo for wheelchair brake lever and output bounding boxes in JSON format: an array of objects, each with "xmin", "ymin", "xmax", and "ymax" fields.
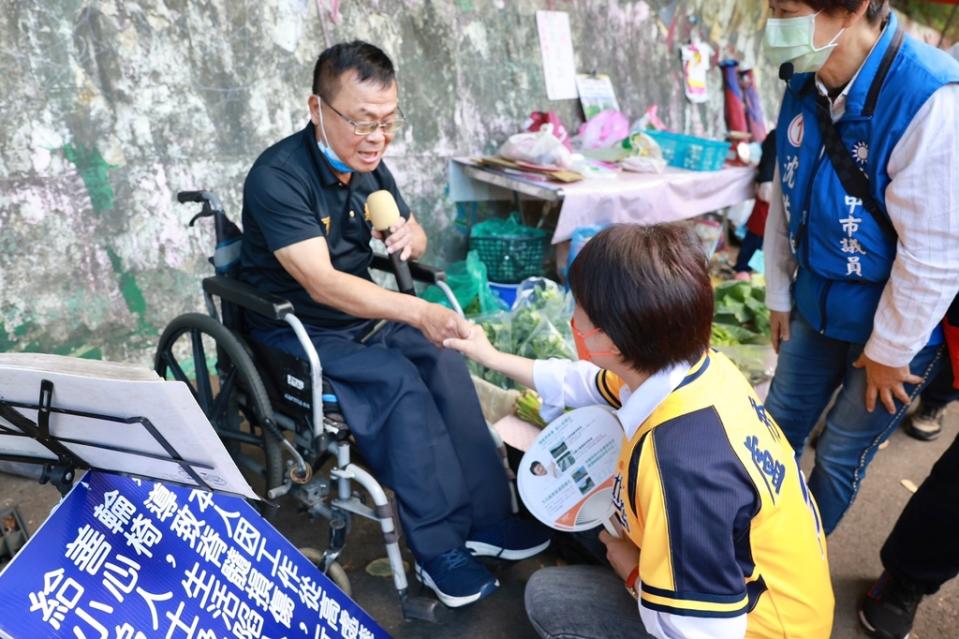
[
  {"xmin": 267, "ymin": 478, "xmax": 293, "ymax": 500},
  {"xmin": 188, "ymin": 209, "xmax": 212, "ymax": 227}
]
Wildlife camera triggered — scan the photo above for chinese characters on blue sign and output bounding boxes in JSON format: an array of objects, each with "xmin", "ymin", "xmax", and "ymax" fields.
[{"xmin": 0, "ymin": 471, "xmax": 389, "ymax": 639}]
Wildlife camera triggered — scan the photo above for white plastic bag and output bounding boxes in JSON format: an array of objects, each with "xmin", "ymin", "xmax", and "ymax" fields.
[
  {"xmin": 620, "ymin": 132, "xmax": 666, "ymax": 174},
  {"xmin": 621, "ymin": 155, "xmax": 667, "ymax": 174},
  {"xmin": 499, "ymin": 123, "xmax": 573, "ymax": 168}
]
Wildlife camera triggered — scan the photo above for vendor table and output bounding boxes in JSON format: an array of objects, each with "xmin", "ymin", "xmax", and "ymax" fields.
[{"xmin": 449, "ymin": 157, "xmax": 756, "ymax": 244}]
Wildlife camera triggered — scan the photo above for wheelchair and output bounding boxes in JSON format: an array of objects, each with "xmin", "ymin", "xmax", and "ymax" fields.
[{"xmin": 154, "ymin": 190, "xmax": 513, "ymax": 623}]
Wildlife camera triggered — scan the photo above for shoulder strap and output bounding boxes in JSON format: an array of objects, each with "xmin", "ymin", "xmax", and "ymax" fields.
[{"xmin": 813, "ymin": 28, "xmax": 904, "ymax": 239}]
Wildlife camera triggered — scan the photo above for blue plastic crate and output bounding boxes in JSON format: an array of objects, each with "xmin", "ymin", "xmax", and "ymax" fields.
[{"xmin": 646, "ymin": 130, "xmax": 730, "ymax": 172}]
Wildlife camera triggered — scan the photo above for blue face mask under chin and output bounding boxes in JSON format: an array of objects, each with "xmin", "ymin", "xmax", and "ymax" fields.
[
  {"xmin": 318, "ymin": 140, "xmax": 352, "ymax": 174},
  {"xmin": 315, "ymin": 95, "xmax": 353, "ymax": 174}
]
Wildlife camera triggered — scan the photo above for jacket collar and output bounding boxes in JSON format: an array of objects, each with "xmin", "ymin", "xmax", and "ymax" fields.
[
  {"xmin": 788, "ymin": 12, "xmax": 900, "ymax": 120},
  {"xmin": 616, "ymin": 353, "xmax": 709, "ymax": 440},
  {"xmin": 841, "ymin": 11, "xmax": 900, "ymax": 119}
]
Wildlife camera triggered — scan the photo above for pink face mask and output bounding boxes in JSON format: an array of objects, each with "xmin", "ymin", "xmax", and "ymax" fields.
[{"xmin": 571, "ymin": 318, "xmax": 616, "ymax": 362}]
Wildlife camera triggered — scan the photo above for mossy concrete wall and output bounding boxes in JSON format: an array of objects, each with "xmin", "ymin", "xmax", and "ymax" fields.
[{"xmin": 0, "ymin": 0, "xmax": 779, "ymax": 363}]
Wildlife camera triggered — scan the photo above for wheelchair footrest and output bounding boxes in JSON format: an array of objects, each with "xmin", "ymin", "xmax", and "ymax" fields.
[{"xmin": 401, "ymin": 594, "xmax": 448, "ymax": 623}]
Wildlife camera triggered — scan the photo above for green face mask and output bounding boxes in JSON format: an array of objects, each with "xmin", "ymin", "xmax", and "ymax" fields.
[{"xmin": 764, "ymin": 11, "xmax": 846, "ymax": 74}]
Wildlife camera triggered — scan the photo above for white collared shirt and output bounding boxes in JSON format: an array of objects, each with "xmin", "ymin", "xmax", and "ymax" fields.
[
  {"xmin": 532, "ymin": 359, "xmax": 690, "ymax": 438},
  {"xmin": 813, "ymin": 30, "xmax": 881, "ymax": 122}
]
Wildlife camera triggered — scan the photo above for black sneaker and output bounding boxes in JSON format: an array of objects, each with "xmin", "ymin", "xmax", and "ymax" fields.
[
  {"xmin": 904, "ymin": 403, "xmax": 946, "ymax": 441},
  {"xmin": 859, "ymin": 571, "xmax": 924, "ymax": 639}
]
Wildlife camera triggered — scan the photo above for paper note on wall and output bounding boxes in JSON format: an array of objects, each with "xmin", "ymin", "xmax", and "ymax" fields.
[
  {"xmin": 681, "ymin": 42, "xmax": 713, "ymax": 104},
  {"xmin": 576, "ymin": 73, "xmax": 620, "ymax": 119},
  {"xmin": 536, "ymin": 10, "xmax": 578, "ymax": 101}
]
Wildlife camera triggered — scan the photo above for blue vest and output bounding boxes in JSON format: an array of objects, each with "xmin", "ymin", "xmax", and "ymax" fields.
[{"xmin": 776, "ymin": 12, "xmax": 959, "ymax": 344}]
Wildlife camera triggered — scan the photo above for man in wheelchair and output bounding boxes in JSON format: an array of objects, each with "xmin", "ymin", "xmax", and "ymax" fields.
[{"xmin": 238, "ymin": 40, "xmax": 550, "ymax": 608}]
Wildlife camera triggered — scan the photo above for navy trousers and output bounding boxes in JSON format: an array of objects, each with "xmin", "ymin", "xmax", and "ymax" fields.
[
  {"xmin": 733, "ymin": 230, "xmax": 764, "ymax": 273},
  {"xmin": 251, "ymin": 320, "xmax": 512, "ymax": 562}
]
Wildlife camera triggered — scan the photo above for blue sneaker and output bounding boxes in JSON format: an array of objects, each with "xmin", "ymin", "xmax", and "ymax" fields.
[
  {"xmin": 466, "ymin": 516, "xmax": 551, "ymax": 560},
  {"xmin": 415, "ymin": 547, "xmax": 499, "ymax": 608}
]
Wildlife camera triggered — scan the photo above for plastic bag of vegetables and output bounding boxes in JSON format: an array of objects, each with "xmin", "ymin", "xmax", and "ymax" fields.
[
  {"xmin": 469, "ymin": 311, "xmax": 514, "ymax": 388},
  {"xmin": 715, "ymin": 344, "xmax": 777, "ymax": 386},
  {"xmin": 515, "ymin": 310, "xmax": 576, "ymax": 361},
  {"xmin": 422, "ymin": 250, "xmax": 506, "ymax": 317},
  {"xmin": 512, "ymin": 279, "xmax": 575, "ymax": 361}
]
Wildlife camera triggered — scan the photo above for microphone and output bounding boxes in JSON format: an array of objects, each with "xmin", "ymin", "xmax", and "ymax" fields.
[
  {"xmin": 779, "ymin": 62, "xmax": 794, "ymax": 81},
  {"xmin": 366, "ymin": 190, "xmax": 416, "ymax": 295}
]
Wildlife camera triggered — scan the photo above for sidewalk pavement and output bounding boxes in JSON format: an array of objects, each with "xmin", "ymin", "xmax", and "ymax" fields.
[{"xmin": 2, "ymin": 409, "xmax": 956, "ymax": 638}]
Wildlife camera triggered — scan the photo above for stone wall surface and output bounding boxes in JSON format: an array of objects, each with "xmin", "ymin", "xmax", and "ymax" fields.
[{"xmin": 0, "ymin": 0, "xmax": 780, "ymax": 363}]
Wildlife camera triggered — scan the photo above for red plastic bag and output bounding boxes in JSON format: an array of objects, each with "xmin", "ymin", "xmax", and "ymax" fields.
[
  {"xmin": 526, "ymin": 112, "xmax": 572, "ymax": 150},
  {"xmin": 945, "ymin": 319, "xmax": 959, "ymax": 390}
]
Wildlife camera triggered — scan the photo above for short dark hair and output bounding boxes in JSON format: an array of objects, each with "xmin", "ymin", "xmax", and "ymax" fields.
[
  {"xmin": 802, "ymin": 0, "xmax": 889, "ymax": 24},
  {"xmin": 312, "ymin": 40, "xmax": 395, "ymax": 102},
  {"xmin": 567, "ymin": 224, "xmax": 713, "ymax": 373}
]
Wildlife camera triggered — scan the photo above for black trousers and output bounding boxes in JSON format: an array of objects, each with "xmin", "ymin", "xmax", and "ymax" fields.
[
  {"xmin": 253, "ymin": 320, "xmax": 512, "ymax": 562},
  {"xmin": 920, "ymin": 355, "xmax": 959, "ymax": 411},
  {"xmin": 881, "ymin": 431, "xmax": 959, "ymax": 594}
]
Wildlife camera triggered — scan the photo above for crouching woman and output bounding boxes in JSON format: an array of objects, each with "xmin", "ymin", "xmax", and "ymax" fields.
[{"xmin": 445, "ymin": 224, "xmax": 834, "ymax": 639}]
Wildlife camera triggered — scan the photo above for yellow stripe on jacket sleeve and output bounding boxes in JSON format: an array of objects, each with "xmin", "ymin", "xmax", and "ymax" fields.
[
  {"xmin": 640, "ymin": 583, "xmax": 750, "ymax": 618},
  {"xmin": 595, "ymin": 369, "xmax": 624, "ymax": 408}
]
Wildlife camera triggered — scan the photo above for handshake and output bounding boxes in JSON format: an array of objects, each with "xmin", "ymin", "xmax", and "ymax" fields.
[
  {"xmin": 416, "ymin": 302, "xmax": 474, "ymax": 347},
  {"xmin": 413, "ymin": 302, "xmax": 501, "ymax": 375},
  {"xmin": 415, "ymin": 302, "xmax": 497, "ymax": 364}
]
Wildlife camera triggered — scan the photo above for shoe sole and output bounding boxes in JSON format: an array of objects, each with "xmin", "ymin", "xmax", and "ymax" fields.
[
  {"xmin": 904, "ymin": 421, "xmax": 941, "ymax": 441},
  {"xmin": 414, "ymin": 564, "xmax": 499, "ymax": 608},
  {"xmin": 858, "ymin": 609, "xmax": 910, "ymax": 639},
  {"xmin": 465, "ymin": 539, "xmax": 551, "ymax": 561}
]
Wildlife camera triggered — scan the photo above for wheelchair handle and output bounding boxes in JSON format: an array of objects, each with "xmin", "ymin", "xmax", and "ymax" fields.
[
  {"xmin": 178, "ymin": 190, "xmax": 233, "ymax": 247},
  {"xmin": 177, "ymin": 190, "xmax": 223, "ymax": 210}
]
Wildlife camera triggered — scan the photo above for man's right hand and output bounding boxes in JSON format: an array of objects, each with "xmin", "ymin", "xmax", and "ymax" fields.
[
  {"xmin": 417, "ymin": 303, "xmax": 471, "ymax": 347},
  {"xmin": 770, "ymin": 310, "xmax": 791, "ymax": 354}
]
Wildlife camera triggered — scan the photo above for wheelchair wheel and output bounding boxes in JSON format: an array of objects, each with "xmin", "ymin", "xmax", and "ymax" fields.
[{"xmin": 154, "ymin": 313, "xmax": 284, "ymax": 500}]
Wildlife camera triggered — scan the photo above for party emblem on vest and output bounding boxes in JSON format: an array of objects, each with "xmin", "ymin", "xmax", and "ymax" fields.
[
  {"xmin": 852, "ymin": 141, "xmax": 869, "ymax": 166},
  {"xmin": 788, "ymin": 113, "xmax": 804, "ymax": 147}
]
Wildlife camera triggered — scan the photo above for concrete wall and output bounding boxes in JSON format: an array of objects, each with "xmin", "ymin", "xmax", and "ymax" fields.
[{"xmin": 0, "ymin": 0, "xmax": 778, "ymax": 364}]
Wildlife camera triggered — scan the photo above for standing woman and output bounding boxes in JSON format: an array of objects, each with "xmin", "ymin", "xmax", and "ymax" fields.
[{"xmin": 763, "ymin": 0, "xmax": 959, "ymax": 534}]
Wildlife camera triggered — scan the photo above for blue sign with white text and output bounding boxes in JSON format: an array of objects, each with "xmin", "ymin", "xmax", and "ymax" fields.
[{"xmin": 0, "ymin": 471, "xmax": 390, "ymax": 639}]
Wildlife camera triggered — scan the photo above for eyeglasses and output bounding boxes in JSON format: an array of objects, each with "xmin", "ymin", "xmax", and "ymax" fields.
[{"xmin": 323, "ymin": 99, "xmax": 406, "ymax": 136}]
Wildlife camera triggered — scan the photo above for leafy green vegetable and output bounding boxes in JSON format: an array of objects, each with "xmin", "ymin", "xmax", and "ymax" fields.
[
  {"xmin": 468, "ymin": 280, "xmax": 576, "ymax": 389},
  {"xmin": 515, "ymin": 389, "xmax": 546, "ymax": 427},
  {"xmin": 712, "ymin": 281, "xmax": 771, "ymax": 345}
]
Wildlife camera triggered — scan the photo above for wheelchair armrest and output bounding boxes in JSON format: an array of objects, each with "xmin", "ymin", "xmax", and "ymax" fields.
[
  {"xmin": 370, "ymin": 253, "xmax": 447, "ymax": 284},
  {"xmin": 202, "ymin": 276, "xmax": 294, "ymax": 321}
]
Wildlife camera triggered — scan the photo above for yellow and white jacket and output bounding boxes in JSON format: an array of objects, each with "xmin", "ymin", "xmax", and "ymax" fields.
[{"xmin": 533, "ymin": 351, "xmax": 834, "ymax": 639}]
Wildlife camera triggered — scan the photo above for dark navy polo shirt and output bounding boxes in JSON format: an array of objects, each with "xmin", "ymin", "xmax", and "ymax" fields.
[{"xmin": 240, "ymin": 121, "xmax": 410, "ymax": 331}]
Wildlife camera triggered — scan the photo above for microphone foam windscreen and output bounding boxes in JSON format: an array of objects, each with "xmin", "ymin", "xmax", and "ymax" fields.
[{"xmin": 366, "ymin": 190, "xmax": 401, "ymax": 231}]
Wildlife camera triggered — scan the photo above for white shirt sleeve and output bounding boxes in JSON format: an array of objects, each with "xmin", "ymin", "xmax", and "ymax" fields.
[
  {"xmin": 762, "ymin": 164, "xmax": 797, "ymax": 313},
  {"xmin": 640, "ymin": 607, "xmax": 747, "ymax": 639},
  {"xmin": 865, "ymin": 84, "xmax": 959, "ymax": 367},
  {"xmin": 532, "ymin": 358, "xmax": 613, "ymax": 421}
]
